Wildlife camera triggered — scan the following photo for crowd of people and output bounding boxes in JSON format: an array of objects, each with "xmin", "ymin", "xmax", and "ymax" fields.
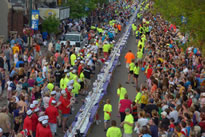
[
  {"xmin": 0, "ymin": 1, "xmax": 136, "ymax": 137},
  {"xmin": 105, "ymin": 1, "xmax": 205, "ymax": 137}
]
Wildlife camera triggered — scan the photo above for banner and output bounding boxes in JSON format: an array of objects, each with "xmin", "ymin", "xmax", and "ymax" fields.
[{"xmin": 31, "ymin": 10, "xmax": 40, "ymax": 30}]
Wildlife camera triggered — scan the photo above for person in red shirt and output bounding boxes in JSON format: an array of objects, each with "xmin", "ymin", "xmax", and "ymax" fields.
[
  {"xmin": 146, "ymin": 65, "xmax": 152, "ymax": 89},
  {"xmin": 23, "ymin": 109, "xmax": 33, "ymax": 137},
  {"xmin": 118, "ymin": 94, "xmax": 132, "ymax": 122},
  {"xmin": 36, "ymin": 116, "xmax": 44, "ymax": 137},
  {"xmin": 78, "ymin": 61, "xmax": 84, "ymax": 76},
  {"xmin": 37, "ymin": 120, "xmax": 52, "ymax": 137},
  {"xmin": 49, "ymin": 91, "xmax": 56, "ymax": 107},
  {"xmin": 31, "ymin": 108, "xmax": 39, "ymax": 137},
  {"xmin": 146, "ymin": 65, "xmax": 152, "ymax": 79},
  {"xmin": 60, "ymin": 91, "xmax": 72, "ymax": 132},
  {"xmin": 45, "ymin": 100, "xmax": 59, "ymax": 136},
  {"xmin": 64, "ymin": 87, "xmax": 72, "ymax": 101}
]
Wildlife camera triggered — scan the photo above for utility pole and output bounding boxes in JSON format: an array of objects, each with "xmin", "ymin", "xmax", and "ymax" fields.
[{"xmin": 28, "ymin": 0, "xmax": 32, "ymax": 50}]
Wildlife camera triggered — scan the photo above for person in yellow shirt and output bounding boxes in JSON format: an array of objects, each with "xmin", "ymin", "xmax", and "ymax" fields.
[
  {"xmin": 137, "ymin": 50, "xmax": 143, "ymax": 62},
  {"xmin": 103, "ymin": 41, "xmax": 110, "ymax": 60},
  {"xmin": 64, "ymin": 73, "xmax": 70, "ymax": 87},
  {"xmin": 104, "ymin": 99, "xmax": 112, "ymax": 131},
  {"xmin": 79, "ymin": 71, "xmax": 85, "ymax": 90},
  {"xmin": 127, "ymin": 60, "xmax": 135, "ymax": 84},
  {"xmin": 141, "ymin": 91, "xmax": 148, "ymax": 109},
  {"xmin": 72, "ymin": 79, "xmax": 81, "ymax": 97},
  {"xmin": 47, "ymin": 80, "xmax": 54, "ymax": 92},
  {"xmin": 70, "ymin": 53, "xmax": 76, "ymax": 66},
  {"xmin": 60, "ymin": 74, "xmax": 66, "ymax": 89},
  {"xmin": 106, "ymin": 120, "xmax": 122, "ymax": 137},
  {"xmin": 117, "ymin": 84, "xmax": 127, "ymax": 101},
  {"xmin": 133, "ymin": 63, "xmax": 140, "ymax": 88},
  {"xmin": 132, "ymin": 24, "xmax": 137, "ymax": 36},
  {"xmin": 12, "ymin": 44, "xmax": 20, "ymax": 54},
  {"xmin": 120, "ymin": 108, "xmax": 134, "ymax": 136},
  {"xmin": 135, "ymin": 89, "xmax": 142, "ymax": 104}
]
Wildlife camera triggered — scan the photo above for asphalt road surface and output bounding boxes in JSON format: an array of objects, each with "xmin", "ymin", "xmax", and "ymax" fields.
[{"xmin": 88, "ymin": 32, "xmax": 146, "ymax": 137}]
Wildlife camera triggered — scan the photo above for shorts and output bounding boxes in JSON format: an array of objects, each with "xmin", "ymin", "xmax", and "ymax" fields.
[
  {"xmin": 123, "ymin": 133, "xmax": 132, "ymax": 137},
  {"xmin": 136, "ymin": 36, "xmax": 139, "ymax": 39},
  {"xmin": 99, "ymin": 48, "xmax": 103, "ymax": 53},
  {"xmin": 62, "ymin": 114, "xmax": 69, "ymax": 118},
  {"xmin": 134, "ymin": 74, "xmax": 139, "ymax": 78},
  {"xmin": 129, "ymin": 71, "xmax": 133, "ymax": 74},
  {"xmin": 103, "ymin": 52, "xmax": 109, "ymax": 59},
  {"xmin": 80, "ymin": 81, "xmax": 84, "ymax": 89},
  {"xmin": 104, "ymin": 119, "xmax": 110, "ymax": 123},
  {"xmin": 49, "ymin": 123, "xmax": 57, "ymax": 133}
]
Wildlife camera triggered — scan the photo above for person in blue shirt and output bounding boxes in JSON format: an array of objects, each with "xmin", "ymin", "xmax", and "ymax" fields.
[
  {"xmin": 149, "ymin": 119, "xmax": 158, "ymax": 137},
  {"xmin": 102, "ymin": 35, "xmax": 106, "ymax": 42},
  {"xmin": 16, "ymin": 35, "xmax": 23, "ymax": 46},
  {"xmin": 184, "ymin": 78, "xmax": 191, "ymax": 90},
  {"xmin": 55, "ymin": 40, "xmax": 61, "ymax": 52},
  {"xmin": 36, "ymin": 72, "xmax": 44, "ymax": 86},
  {"xmin": 10, "ymin": 37, "xmax": 16, "ymax": 48},
  {"xmin": 16, "ymin": 59, "xmax": 24, "ymax": 68},
  {"xmin": 108, "ymin": 31, "xmax": 114, "ymax": 42},
  {"xmin": 42, "ymin": 32, "xmax": 48, "ymax": 41},
  {"xmin": 10, "ymin": 68, "xmax": 17, "ymax": 78}
]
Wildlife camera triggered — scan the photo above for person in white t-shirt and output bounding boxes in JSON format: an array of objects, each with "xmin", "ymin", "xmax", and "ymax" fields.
[
  {"xmin": 6, "ymin": 77, "xmax": 12, "ymax": 99},
  {"xmin": 42, "ymin": 62, "xmax": 48, "ymax": 78}
]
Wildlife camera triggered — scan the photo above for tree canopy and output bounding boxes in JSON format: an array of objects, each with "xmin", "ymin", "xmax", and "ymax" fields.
[
  {"xmin": 151, "ymin": 0, "xmax": 205, "ymax": 55},
  {"xmin": 66, "ymin": 0, "xmax": 97, "ymax": 19},
  {"xmin": 42, "ymin": 15, "xmax": 60, "ymax": 34}
]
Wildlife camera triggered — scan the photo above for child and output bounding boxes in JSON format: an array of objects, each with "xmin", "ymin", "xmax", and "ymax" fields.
[
  {"xmin": 103, "ymin": 99, "xmax": 112, "ymax": 131},
  {"xmin": 132, "ymin": 101, "xmax": 138, "ymax": 123},
  {"xmin": 169, "ymin": 118, "xmax": 175, "ymax": 132}
]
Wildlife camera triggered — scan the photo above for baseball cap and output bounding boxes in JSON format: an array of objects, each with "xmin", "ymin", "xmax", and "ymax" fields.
[
  {"xmin": 33, "ymin": 100, "xmax": 39, "ymax": 105},
  {"xmin": 42, "ymin": 120, "xmax": 48, "ymax": 125},
  {"xmin": 30, "ymin": 104, "xmax": 35, "ymax": 109},
  {"xmin": 51, "ymin": 91, "xmax": 56, "ymax": 95},
  {"xmin": 52, "ymin": 100, "xmax": 56, "ymax": 104},
  {"xmin": 44, "ymin": 115, "xmax": 49, "ymax": 120},
  {"xmin": 161, "ymin": 111, "xmax": 167, "ymax": 117},
  {"xmin": 34, "ymin": 108, "xmax": 40, "ymax": 112},
  {"xmin": 69, "ymin": 80, "xmax": 74, "ymax": 84},
  {"xmin": 68, "ymin": 86, "xmax": 73, "ymax": 90},
  {"xmin": 61, "ymin": 90, "xmax": 66, "ymax": 94},
  {"xmin": 38, "ymin": 116, "xmax": 44, "ymax": 122},
  {"xmin": 125, "ymin": 108, "xmax": 130, "ymax": 113},
  {"xmin": 72, "ymin": 70, "xmax": 77, "ymax": 73},
  {"xmin": 26, "ymin": 109, "xmax": 33, "ymax": 116}
]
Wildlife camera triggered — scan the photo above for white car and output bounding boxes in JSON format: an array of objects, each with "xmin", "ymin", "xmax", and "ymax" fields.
[{"xmin": 60, "ymin": 32, "xmax": 88, "ymax": 52}]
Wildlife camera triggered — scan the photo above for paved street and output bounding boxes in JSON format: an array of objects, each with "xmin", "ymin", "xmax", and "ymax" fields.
[{"xmin": 89, "ymin": 32, "xmax": 146, "ymax": 137}]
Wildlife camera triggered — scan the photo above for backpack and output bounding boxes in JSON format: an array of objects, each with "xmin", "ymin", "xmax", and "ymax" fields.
[{"xmin": 10, "ymin": 82, "xmax": 16, "ymax": 90}]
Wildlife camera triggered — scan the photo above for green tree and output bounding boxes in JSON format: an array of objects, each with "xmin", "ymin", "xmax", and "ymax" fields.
[
  {"xmin": 42, "ymin": 15, "xmax": 60, "ymax": 34},
  {"xmin": 152, "ymin": 0, "xmax": 205, "ymax": 56},
  {"xmin": 67, "ymin": 0, "xmax": 97, "ymax": 19}
]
